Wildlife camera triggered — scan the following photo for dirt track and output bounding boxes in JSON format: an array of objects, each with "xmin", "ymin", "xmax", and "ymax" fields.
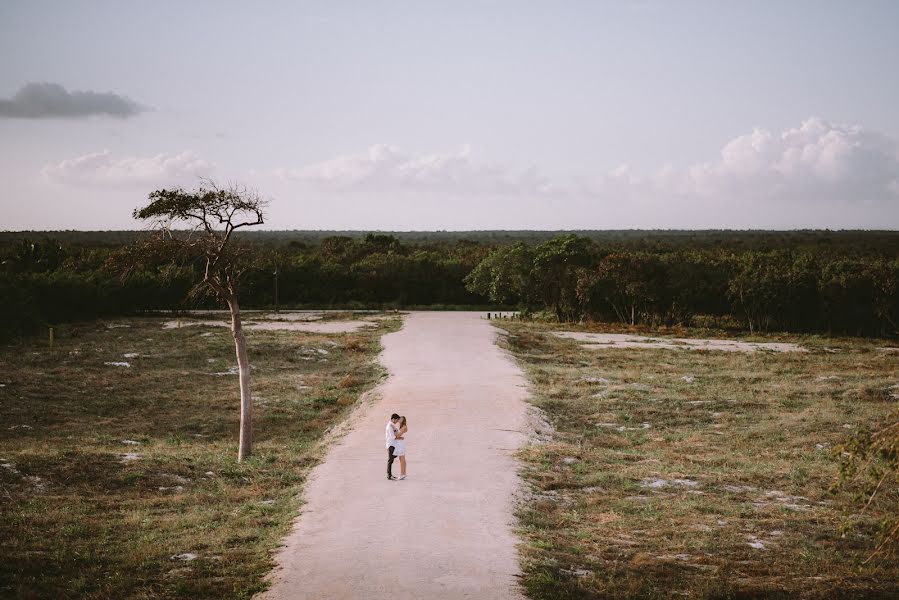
[{"xmin": 260, "ymin": 312, "xmax": 529, "ymax": 599}]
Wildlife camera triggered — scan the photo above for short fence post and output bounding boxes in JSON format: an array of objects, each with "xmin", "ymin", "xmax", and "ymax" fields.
[{"xmin": 49, "ymin": 327, "xmax": 54, "ymax": 348}]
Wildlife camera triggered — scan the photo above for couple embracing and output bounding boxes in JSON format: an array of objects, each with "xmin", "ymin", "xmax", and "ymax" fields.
[{"xmin": 385, "ymin": 413, "xmax": 408, "ymax": 481}]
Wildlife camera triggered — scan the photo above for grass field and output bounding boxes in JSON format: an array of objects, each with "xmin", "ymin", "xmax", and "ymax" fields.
[
  {"xmin": 0, "ymin": 312, "xmax": 400, "ymax": 599},
  {"xmin": 497, "ymin": 321, "xmax": 898, "ymax": 599}
]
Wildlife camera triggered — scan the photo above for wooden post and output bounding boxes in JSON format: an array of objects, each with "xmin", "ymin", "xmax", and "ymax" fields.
[
  {"xmin": 487, "ymin": 312, "xmax": 491, "ymax": 319},
  {"xmin": 273, "ymin": 267, "xmax": 279, "ymax": 314},
  {"xmin": 48, "ymin": 327, "xmax": 54, "ymax": 348}
]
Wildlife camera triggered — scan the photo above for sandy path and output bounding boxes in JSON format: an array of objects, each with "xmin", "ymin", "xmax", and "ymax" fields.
[{"xmin": 260, "ymin": 312, "xmax": 529, "ymax": 600}]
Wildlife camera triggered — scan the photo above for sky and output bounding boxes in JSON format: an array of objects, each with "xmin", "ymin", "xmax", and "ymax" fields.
[{"xmin": 1, "ymin": 0, "xmax": 898, "ymax": 231}]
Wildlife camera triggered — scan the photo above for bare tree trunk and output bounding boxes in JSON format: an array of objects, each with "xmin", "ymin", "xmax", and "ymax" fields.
[{"xmin": 228, "ymin": 296, "xmax": 253, "ymax": 462}]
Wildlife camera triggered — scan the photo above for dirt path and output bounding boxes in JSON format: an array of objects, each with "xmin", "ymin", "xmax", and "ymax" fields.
[{"xmin": 260, "ymin": 312, "xmax": 529, "ymax": 599}]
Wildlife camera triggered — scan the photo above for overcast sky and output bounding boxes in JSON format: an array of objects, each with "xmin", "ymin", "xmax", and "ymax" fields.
[{"xmin": 2, "ymin": 0, "xmax": 898, "ymax": 230}]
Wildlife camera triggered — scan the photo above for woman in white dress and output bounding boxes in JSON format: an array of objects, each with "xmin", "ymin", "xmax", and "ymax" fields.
[{"xmin": 394, "ymin": 416, "xmax": 408, "ymax": 480}]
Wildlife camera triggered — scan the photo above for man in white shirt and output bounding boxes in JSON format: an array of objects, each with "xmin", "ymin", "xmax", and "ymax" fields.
[{"xmin": 386, "ymin": 413, "xmax": 400, "ymax": 480}]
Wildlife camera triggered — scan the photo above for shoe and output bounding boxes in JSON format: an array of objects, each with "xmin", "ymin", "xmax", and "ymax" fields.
[
  {"xmin": 399, "ymin": 475, "xmax": 406, "ymax": 480},
  {"xmin": 388, "ymin": 476, "xmax": 397, "ymax": 480}
]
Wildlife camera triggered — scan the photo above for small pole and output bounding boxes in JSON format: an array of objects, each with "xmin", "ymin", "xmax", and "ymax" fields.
[
  {"xmin": 487, "ymin": 312, "xmax": 491, "ymax": 320},
  {"xmin": 48, "ymin": 327, "xmax": 54, "ymax": 348},
  {"xmin": 274, "ymin": 267, "xmax": 279, "ymax": 314}
]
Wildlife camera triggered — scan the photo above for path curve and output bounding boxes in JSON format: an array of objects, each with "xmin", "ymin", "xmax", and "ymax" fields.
[{"xmin": 260, "ymin": 312, "xmax": 529, "ymax": 599}]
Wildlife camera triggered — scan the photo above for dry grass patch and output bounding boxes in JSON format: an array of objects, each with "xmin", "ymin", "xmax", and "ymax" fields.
[
  {"xmin": 0, "ymin": 313, "xmax": 400, "ymax": 599},
  {"xmin": 500, "ymin": 321, "xmax": 898, "ymax": 599}
]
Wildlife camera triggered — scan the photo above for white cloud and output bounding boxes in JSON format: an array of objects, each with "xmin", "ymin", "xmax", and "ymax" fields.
[
  {"xmin": 585, "ymin": 117, "xmax": 899, "ymax": 209},
  {"xmin": 276, "ymin": 144, "xmax": 557, "ymax": 196},
  {"xmin": 276, "ymin": 119, "xmax": 899, "ymax": 223},
  {"xmin": 43, "ymin": 150, "xmax": 215, "ymax": 187}
]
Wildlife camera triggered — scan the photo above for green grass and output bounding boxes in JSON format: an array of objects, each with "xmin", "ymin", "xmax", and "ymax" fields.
[
  {"xmin": 0, "ymin": 314, "xmax": 400, "ymax": 599},
  {"xmin": 498, "ymin": 321, "xmax": 899, "ymax": 599}
]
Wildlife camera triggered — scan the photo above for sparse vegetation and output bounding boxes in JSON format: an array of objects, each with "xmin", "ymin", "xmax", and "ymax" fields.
[
  {"xmin": 0, "ymin": 313, "xmax": 400, "ymax": 599},
  {"xmin": 498, "ymin": 320, "xmax": 899, "ymax": 598}
]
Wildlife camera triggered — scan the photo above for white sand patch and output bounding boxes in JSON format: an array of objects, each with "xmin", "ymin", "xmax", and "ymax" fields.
[
  {"xmin": 159, "ymin": 485, "xmax": 184, "ymax": 493},
  {"xmin": 597, "ymin": 422, "xmax": 626, "ymax": 432},
  {"xmin": 561, "ymin": 568, "xmax": 593, "ymax": 577},
  {"xmin": 642, "ymin": 479, "xmax": 668, "ymax": 489},
  {"xmin": 553, "ymin": 331, "xmax": 807, "ymax": 353},
  {"xmin": 751, "ymin": 490, "xmax": 812, "ymax": 511},
  {"xmin": 597, "ymin": 421, "xmax": 650, "ymax": 432},
  {"xmin": 120, "ymin": 453, "xmax": 142, "ymax": 463},
  {"xmin": 8, "ymin": 424, "xmax": 32, "ymax": 430},
  {"xmin": 26, "ymin": 475, "xmax": 48, "ymax": 492},
  {"xmin": 815, "ymin": 375, "xmax": 840, "ymax": 381},
  {"xmin": 876, "ymin": 347, "xmax": 899, "ymax": 353},
  {"xmin": 681, "ymin": 375, "xmax": 695, "ymax": 383},
  {"xmin": 747, "ymin": 535, "xmax": 766, "ymax": 550},
  {"xmin": 299, "ymin": 347, "xmax": 329, "ymax": 356},
  {"xmin": 123, "ymin": 353, "xmax": 139, "ymax": 359},
  {"xmin": 121, "ymin": 440, "xmax": 140, "ymax": 445},
  {"xmin": 264, "ymin": 312, "xmax": 324, "ymax": 321},
  {"xmin": 581, "ymin": 376, "xmax": 609, "ymax": 384},
  {"xmin": 655, "ymin": 554, "xmax": 692, "ymax": 561},
  {"xmin": 104, "ymin": 361, "xmax": 131, "ymax": 368},
  {"xmin": 171, "ymin": 553, "xmax": 197, "ymax": 561},
  {"xmin": 641, "ymin": 478, "xmax": 699, "ymax": 489},
  {"xmin": 1, "ymin": 459, "xmax": 20, "ymax": 474},
  {"xmin": 211, "ymin": 366, "xmax": 239, "ymax": 376},
  {"xmin": 106, "ymin": 323, "xmax": 131, "ymax": 328},
  {"xmin": 164, "ymin": 319, "xmax": 377, "ymax": 334}
]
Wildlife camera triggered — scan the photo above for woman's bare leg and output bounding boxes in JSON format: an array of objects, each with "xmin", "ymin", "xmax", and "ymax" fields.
[{"xmin": 399, "ymin": 455, "xmax": 406, "ymax": 476}]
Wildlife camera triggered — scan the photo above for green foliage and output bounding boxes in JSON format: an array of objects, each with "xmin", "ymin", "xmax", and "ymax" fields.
[
  {"xmin": 463, "ymin": 243, "xmax": 534, "ymax": 305},
  {"xmin": 133, "ymin": 186, "xmax": 265, "ymax": 226},
  {"xmin": 2, "ymin": 230, "xmax": 899, "ymax": 338},
  {"xmin": 834, "ymin": 413, "xmax": 899, "ymax": 566},
  {"xmin": 530, "ymin": 235, "xmax": 595, "ymax": 320}
]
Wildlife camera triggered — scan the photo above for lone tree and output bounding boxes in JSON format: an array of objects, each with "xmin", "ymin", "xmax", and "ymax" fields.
[{"xmin": 131, "ymin": 181, "xmax": 266, "ymax": 461}]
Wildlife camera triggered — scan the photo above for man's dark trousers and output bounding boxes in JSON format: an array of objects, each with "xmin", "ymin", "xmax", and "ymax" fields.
[{"xmin": 387, "ymin": 445, "xmax": 396, "ymax": 479}]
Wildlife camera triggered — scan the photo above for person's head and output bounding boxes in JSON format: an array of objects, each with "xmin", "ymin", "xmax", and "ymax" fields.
[
  {"xmin": 399, "ymin": 416, "xmax": 407, "ymax": 428},
  {"xmin": 390, "ymin": 413, "xmax": 400, "ymax": 423}
]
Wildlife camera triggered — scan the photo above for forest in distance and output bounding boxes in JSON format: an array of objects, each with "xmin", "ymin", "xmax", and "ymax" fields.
[{"xmin": 1, "ymin": 229, "xmax": 897, "ymax": 339}]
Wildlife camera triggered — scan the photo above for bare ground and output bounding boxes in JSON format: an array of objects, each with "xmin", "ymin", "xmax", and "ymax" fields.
[{"xmin": 553, "ymin": 331, "xmax": 807, "ymax": 352}]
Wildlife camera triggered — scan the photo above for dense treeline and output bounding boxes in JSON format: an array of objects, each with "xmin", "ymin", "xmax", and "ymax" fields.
[
  {"xmin": 0, "ymin": 234, "xmax": 488, "ymax": 337},
  {"xmin": 4, "ymin": 229, "xmax": 899, "ymax": 253},
  {"xmin": 465, "ymin": 235, "xmax": 899, "ymax": 337},
  {"xmin": 1, "ymin": 231, "xmax": 897, "ymax": 338}
]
